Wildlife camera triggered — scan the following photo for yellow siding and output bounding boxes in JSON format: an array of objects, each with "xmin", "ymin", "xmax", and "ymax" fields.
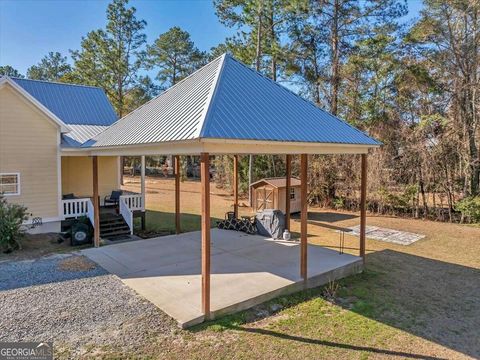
[
  {"xmin": 0, "ymin": 85, "xmax": 60, "ymax": 218},
  {"xmin": 61, "ymin": 156, "xmax": 119, "ymax": 201}
]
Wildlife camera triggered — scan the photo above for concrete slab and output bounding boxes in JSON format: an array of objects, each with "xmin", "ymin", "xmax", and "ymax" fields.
[{"xmin": 82, "ymin": 229, "xmax": 362, "ymax": 328}]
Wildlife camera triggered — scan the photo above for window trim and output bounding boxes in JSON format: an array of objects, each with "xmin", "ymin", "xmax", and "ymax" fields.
[
  {"xmin": 0, "ymin": 173, "xmax": 21, "ymax": 196},
  {"xmin": 289, "ymin": 187, "xmax": 295, "ymax": 200}
]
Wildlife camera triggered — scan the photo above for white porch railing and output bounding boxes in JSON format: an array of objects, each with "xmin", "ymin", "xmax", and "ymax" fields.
[
  {"xmin": 120, "ymin": 193, "xmax": 144, "ymax": 211},
  {"xmin": 62, "ymin": 193, "xmax": 143, "ymax": 234},
  {"xmin": 62, "ymin": 198, "xmax": 96, "ymax": 229},
  {"xmin": 86, "ymin": 199, "xmax": 95, "ymax": 228},
  {"xmin": 118, "ymin": 193, "xmax": 143, "ymax": 235},
  {"xmin": 62, "ymin": 198, "xmax": 90, "ymax": 219},
  {"xmin": 119, "ymin": 197, "xmax": 133, "ymax": 235}
]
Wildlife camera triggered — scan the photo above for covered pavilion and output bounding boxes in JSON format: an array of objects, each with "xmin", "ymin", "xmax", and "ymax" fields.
[{"xmin": 74, "ymin": 54, "xmax": 380, "ymax": 325}]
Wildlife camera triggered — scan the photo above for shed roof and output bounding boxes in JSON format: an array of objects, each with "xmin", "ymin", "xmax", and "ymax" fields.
[
  {"xmin": 86, "ymin": 54, "xmax": 380, "ymax": 149},
  {"xmin": 11, "ymin": 77, "xmax": 117, "ymax": 126},
  {"xmin": 250, "ymin": 178, "xmax": 302, "ymax": 189}
]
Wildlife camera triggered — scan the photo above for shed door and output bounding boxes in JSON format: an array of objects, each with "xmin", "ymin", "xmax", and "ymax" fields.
[{"xmin": 256, "ymin": 186, "xmax": 274, "ymax": 211}]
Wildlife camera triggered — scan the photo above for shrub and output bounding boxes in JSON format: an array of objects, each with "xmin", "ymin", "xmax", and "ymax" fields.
[
  {"xmin": 322, "ymin": 280, "xmax": 340, "ymax": 301},
  {"xmin": 0, "ymin": 196, "xmax": 30, "ymax": 252},
  {"xmin": 332, "ymin": 197, "xmax": 345, "ymax": 210},
  {"xmin": 455, "ymin": 196, "xmax": 480, "ymax": 223}
]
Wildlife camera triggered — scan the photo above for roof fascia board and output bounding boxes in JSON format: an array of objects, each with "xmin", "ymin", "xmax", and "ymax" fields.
[
  {"xmin": 201, "ymin": 142, "xmax": 371, "ymax": 155},
  {"xmin": 0, "ymin": 76, "xmax": 71, "ymax": 133},
  {"xmin": 195, "ymin": 53, "xmax": 227, "ymax": 139},
  {"xmin": 67, "ymin": 139, "xmax": 373, "ymax": 156},
  {"xmin": 67, "ymin": 139, "xmax": 203, "ymax": 156}
]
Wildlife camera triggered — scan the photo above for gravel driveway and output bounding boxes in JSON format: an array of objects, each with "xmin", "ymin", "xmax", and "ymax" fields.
[{"xmin": 0, "ymin": 253, "xmax": 177, "ymax": 358}]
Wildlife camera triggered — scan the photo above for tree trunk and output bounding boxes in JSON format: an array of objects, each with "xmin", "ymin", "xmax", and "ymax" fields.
[
  {"xmin": 249, "ymin": 0, "xmax": 264, "ymax": 206},
  {"xmin": 330, "ymin": 0, "xmax": 340, "ymax": 115}
]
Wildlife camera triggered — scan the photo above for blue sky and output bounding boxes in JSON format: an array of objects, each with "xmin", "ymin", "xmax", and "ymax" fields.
[
  {"xmin": 0, "ymin": 0, "xmax": 424, "ymax": 76},
  {"xmin": 0, "ymin": 0, "xmax": 235, "ymax": 75}
]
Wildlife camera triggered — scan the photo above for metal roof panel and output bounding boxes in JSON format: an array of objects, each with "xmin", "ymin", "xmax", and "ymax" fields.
[
  {"xmin": 202, "ymin": 55, "xmax": 379, "ymax": 145},
  {"xmin": 61, "ymin": 125, "xmax": 110, "ymax": 147},
  {"xmin": 11, "ymin": 78, "xmax": 117, "ymax": 126},
  {"xmin": 88, "ymin": 54, "xmax": 380, "ymax": 148},
  {"xmin": 85, "ymin": 55, "xmax": 224, "ymax": 147}
]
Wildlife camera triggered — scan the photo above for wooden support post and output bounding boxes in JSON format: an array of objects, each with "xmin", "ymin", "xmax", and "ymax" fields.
[
  {"xmin": 92, "ymin": 156, "xmax": 100, "ymax": 247},
  {"xmin": 200, "ymin": 153, "xmax": 211, "ymax": 318},
  {"xmin": 141, "ymin": 155, "xmax": 146, "ymax": 230},
  {"xmin": 120, "ymin": 156, "xmax": 124, "ymax": 186},
  {"xmin": 300, "ymin": 154, "xmax": 308, "ymax": 280},
  {"xmin": 233, "ymin": 155, "xmax": 239, "ymax": 218},
  {"xmin": 285, "ymin": 154, "xmax": 291, "ymax": 230},
  {"xmin": 175, "ymin": 155, "xmax": 181, "ymax": 234},
  {"xmin": 360, "ymin": 154, "xmax": 367, "ymax": 263}
]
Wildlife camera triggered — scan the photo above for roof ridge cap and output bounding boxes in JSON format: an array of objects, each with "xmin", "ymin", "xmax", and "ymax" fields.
[
  {"xmin": 101, "ymin": 54, "xmax": 227, "ymax": 138},
  {"xmin": 196, "ymin": 53, "xmax": 227, "ymax": 139},
  {"xmin": 11, "ymin": 76, "xmax": 104, "ymax": 90}
]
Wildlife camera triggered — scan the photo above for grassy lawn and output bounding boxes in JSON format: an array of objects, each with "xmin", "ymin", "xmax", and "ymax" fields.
[{"xmin": 84, "ymin": 177, "xmax": 480, "ymax": 358}]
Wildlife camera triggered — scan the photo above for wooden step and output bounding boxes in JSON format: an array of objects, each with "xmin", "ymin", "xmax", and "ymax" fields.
[{"xmin": 101, "ymin": 229, "xmax": 131, "ymax": 237}]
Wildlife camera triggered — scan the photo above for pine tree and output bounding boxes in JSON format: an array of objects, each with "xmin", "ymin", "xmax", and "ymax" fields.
[
  {"xmin": 147, "ymin": 26, "xmax": 207, "ymax": 88},
  {"xmin": 68, "ymin": 0, "xmax": 147, "ymax": 117},
  {"xmin": 0, "ymin": 66, "xmax": 24, "ymax": 78},
  {"xmin": 27, "ymin": 52, "xmax": 72, "ymax": 81}
]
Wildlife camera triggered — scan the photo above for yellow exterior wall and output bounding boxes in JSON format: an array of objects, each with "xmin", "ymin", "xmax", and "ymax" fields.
[
  {"xmin": 0, "ymin": 84, "xmax": 60, "ymax": 219},
  {"xmin": 61, "ymin": 156, "xmax": 119, "ymax": 201}
]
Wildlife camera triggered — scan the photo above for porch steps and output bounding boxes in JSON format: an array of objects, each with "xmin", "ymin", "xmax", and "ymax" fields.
[{"xmin": 100, "ymin": 213, "xmax": 131, "ymax": 240}]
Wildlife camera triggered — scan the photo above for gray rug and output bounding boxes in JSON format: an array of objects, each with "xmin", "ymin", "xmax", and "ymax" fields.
[{"xmin": 345, "ymin": 225, "xmax": 425, "ymax": 245}]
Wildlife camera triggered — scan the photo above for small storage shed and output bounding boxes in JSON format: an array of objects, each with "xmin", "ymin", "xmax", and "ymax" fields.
[{"xmin": 250, "ymin": 178, "xmax": 302, "ymax": 214}]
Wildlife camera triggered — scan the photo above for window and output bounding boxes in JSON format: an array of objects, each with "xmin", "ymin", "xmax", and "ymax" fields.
[
  {"xmin": 0, "ymin": 173, "xmax": 20, "ymax": 196},
  {"xmin": 290, "ymin": 187, "xmax": 295, "ymax": 200}
]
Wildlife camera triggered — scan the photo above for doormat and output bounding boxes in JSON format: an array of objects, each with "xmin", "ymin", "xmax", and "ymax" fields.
[{"xmin": 345, "ymin": 225, "xmax": 425, "ymax": 245}]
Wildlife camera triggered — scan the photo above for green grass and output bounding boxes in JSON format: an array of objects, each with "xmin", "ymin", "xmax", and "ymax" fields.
[
  {"xmin": 135, "ymin": 209, "xmax": 222, "ymax": 235},
  {"xmin": 81, "ymin": 200, "xmax": 480, "ymax": 359}
]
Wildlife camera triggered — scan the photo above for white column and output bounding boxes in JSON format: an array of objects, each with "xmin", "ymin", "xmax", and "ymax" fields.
[{"xmin": 141, "ymin": 155, "xmax": 146, "ymax": 211}]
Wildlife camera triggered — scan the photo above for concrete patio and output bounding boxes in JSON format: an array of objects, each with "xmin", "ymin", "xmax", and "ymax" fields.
[{"xmin": 82, "ymin": 229, "xmax": 363, "ymax": 328}]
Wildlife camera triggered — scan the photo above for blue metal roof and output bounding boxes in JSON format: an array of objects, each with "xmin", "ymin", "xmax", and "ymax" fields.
[
  {"xmin": 12, "ymin": 78, "xmax": 117, "ymax": 126},
  {"xmin": 201, "ymin": 55, "xmax": 379, "ymax": 145},
  {"xmin": 89, "ymin": 54, "xmax": 379, "ymax": 148}
]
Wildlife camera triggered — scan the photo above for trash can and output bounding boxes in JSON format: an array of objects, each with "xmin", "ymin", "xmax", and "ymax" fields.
[{"xmin": 255, "ymin": 209, "xmax": 285, "ymax": 239}]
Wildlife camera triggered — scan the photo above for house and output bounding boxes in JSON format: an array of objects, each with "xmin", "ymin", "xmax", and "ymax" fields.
[
  {"xmin": 0, "ymin": 76, "xmax": 128, "ymax": 234},
  {"xmin": 250, "ymin": 177, "xmax": 302, "ymax": 214}
]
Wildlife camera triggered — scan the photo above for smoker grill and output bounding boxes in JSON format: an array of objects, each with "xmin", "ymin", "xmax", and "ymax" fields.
[{"xmin": 255, "ymin": 209, "xmax": 285, "ymax": 239}]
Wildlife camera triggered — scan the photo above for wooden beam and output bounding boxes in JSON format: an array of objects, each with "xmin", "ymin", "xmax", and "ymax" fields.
[
  {"xmin": 233, "ymin": 155, "xmax": 239, "ymax": 218},
  {"xmin": 285, "ymin": 154, "xmax": 291, "ymax": 230},
  {"xmin": 360, "ymin": 154, "xmax": 367, "ymax": 263},
  {"xmin": 92, "ymin": 156, "xmax": 100, "ymax": 247},
  {"xmin": 120, "ymin": 156, "xmax": 124, "ymax": 185},
  {"xmin": 300, "ymin": 154, "xmax": 308, "ymax": 280},
  {"xmin": 175, "ymin": 155, "xmax": 181, "ymax": 234},
  {"xmin": 200, "ymin": 152, "xmax": 211, "ymax": 317},
  {"xmin": 141, "ymin": 155, "xmax": 146, "ymax": 230}
]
